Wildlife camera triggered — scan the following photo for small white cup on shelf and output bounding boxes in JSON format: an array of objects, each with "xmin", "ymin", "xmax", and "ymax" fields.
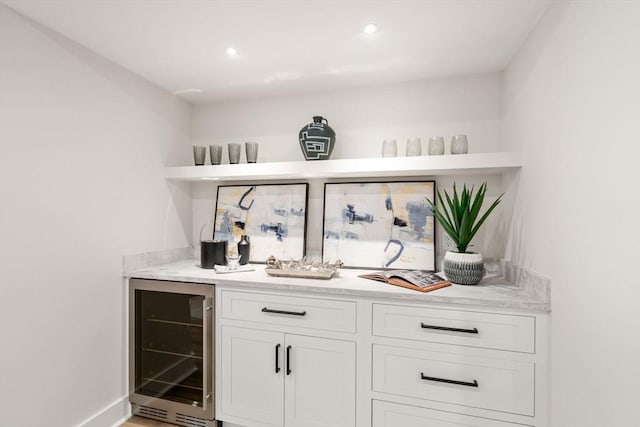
[
  {"xmin": 405, "ymin": 137, "xmax": 422, "ymax": 156},
  {"xmin": 381, "ymin": 139, "xmax": 397, "ymax": 157},
  {"xmin": 450, "ymin": 134, "xmax": 469, "ymax": 154},
  {"xmin": 428, "ymin": 137, "xmax": 445, "ymax": 155}
]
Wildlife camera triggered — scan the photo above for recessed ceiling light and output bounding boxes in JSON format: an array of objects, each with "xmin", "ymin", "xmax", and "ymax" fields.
[
  {"xmin": 363, "ymin": 23, "xmax": 377, "ymax": 34},
  {"xmin": 226, "ymin": 47, "xmax": 238, "ymax": 56},
  {"xmin": 173, "ymin": 88, "xmax": 203, "ymax": 95}
]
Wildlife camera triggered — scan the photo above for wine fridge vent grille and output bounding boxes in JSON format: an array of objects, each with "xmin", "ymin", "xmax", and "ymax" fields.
[
  {"xmin": 176, "ymin": 413, "xmax": 209, "ymax": 427},
  {"xmin": 137, "ymin": 405, "xmax": 168, "ymax": 421}
]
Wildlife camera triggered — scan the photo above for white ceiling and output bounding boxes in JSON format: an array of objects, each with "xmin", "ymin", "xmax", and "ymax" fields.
[{"xmin": 2, "ymin": 0, "xmax": 550, "ymax": 104}]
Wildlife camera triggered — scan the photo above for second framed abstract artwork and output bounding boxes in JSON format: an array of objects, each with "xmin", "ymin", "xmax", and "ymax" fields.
[
  {"xmin": 213, "ymin": 183, "xmax": 308, "ymax": 263},
  {"xmin": 322, "ymin": 181, "xmax": 436, "ymax": 270}
]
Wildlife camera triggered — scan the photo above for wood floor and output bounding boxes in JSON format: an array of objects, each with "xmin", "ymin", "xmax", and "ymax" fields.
[{"xmin": 119, "ymin": 416, "xmax": 177, "ymax": 427}]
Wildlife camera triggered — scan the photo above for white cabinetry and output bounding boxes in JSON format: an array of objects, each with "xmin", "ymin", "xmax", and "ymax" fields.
[
  {"xmin": 220, "ymin": 326, "xmax": 284, "ymax": 426},
  {"xmin": 215, "ymin": 286, "xmax": 548, "ymax": 427},
  {"xmin": 372, "ymin": 343, "xmax": 534, "ymax": 415},
  {"xmin": 372, "ymin": 400, "xmax": 532, "ymax": 427},
  {"xmin": 369, "ymin": 302, "xmax": 546, "ymax": 427},
  {"xmin": 284, "ymin": 334, "xmax": 355, "ymax": 427},
  {"xmin": 220, "ymin": 290, "xmax": 356, "ymax": 333},
  {"xmin": 372, "ymin": 303, "xmax": 535, "ymax": 352},
  {"xmin": 216, "ymin": 289, "xmax": 357, "ymax": 427}
]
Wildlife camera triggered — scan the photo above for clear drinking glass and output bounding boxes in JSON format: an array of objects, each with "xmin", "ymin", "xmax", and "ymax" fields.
[
  {"xmin": 381, "ymin": 139, "xmax": 397, "ymax": 157},
  {"xmin": 226, "ymin": 254, "xmax": 241, "ymax": 270},
  {"xmin": 193, "ymin": 146, "xmax": 206, "ymax": 165},
  {"xmin": 450, "ymin": 134, "xmax": 469, "ymax": 154},
  {"xmin": 405, "ymin": 137, "xmax": 422, "ymax": 156},
  {"xmin": 228, "ymin": 143, "xmax": 241, "ymax": 164},
  {"xmin": 245, "ymin": 142, "xmax": 259, "ymax": 163},
  {"xmin": 428, "ymin": 137, "xmax": 445, "ymax": 155},
  {"xmin": 209, "ymin": 145, "xmax": 223, "ymax": 165}
]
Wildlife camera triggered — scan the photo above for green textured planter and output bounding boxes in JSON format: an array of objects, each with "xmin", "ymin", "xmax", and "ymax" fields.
[{"xmin": 443, "ymin": 251, "xmax": 485, "ymax": 285}]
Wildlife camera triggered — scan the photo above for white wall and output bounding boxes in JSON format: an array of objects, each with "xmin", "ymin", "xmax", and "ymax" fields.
[
  {"xmin": 192, "ymin": 74, "xmax": 505, "ymax": 262},
  {"xmin": 0, "ymin": 6, "xmax": 192, "ymax": 427},
  {"xmin": 503, "ymin": 1, "xmax": 640, "ymax": 426},
  {"xmin": 193, "ymin": 73, "xmax": 503, "ymax": 161}
]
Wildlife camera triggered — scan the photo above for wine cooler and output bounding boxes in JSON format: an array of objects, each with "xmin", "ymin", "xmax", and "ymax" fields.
[{"xmin": 129, "ymin": 279, "xmax": 216, "ymax": 427}]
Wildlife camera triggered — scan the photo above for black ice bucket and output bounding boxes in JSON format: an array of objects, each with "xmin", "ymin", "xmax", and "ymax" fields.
[
  {"xmin": 199, "ymin": 219, "xmax": 227, "ymax": 268},
  {"xmin": 200, "ymin": 239, "xmax": 227, "ymax": 268}
]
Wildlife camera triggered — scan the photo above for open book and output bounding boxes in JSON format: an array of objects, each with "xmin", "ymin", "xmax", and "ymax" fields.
[{"xmin": 359, "ymin": 270, "xmax": 451, "ymax": 293}]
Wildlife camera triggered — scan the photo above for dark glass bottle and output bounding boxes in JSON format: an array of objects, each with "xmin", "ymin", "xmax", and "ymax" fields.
[{"xmin": 237, "ymin": 235, "xmax": 250, "ymax": 265}]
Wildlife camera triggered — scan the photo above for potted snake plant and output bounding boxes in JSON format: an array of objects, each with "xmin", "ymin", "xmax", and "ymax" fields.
[{"xmin": 426, "ymin": 182, "xmax": 503, "ymax": 285}]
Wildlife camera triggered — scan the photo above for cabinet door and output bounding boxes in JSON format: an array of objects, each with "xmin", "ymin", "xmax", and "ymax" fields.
[
  {"xmin": 284, "ymin": 334, "xmax": 356, "ymax": 427},
  {"xmin": 220, "ymin": 326, "xmax": 284, "ymax": 427}
]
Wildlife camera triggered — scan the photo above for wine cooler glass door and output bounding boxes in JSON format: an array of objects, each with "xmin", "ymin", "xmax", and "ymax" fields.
[{"xmin": 134, "ymin": 289, "xmax": 207, "ymax": 408}]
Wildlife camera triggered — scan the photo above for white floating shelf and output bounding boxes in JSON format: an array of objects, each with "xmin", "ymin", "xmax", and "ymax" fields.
[{"xmin": 165, "ymin": 152, "xmax": 521, "ymax": 182}]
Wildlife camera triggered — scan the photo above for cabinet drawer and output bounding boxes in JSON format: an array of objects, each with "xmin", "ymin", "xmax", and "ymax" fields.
[
  {"xmin": 372, "ymin": 400, "xmax": 532, "ymax": 427},
  {"xmin": 372, "ymin": 344, "xmax": 534, "ymax": 416},
  {"xmin": 220, "ymin": 290, "xmax": 356, "ymax": 333},
  {"xmin": 372, "ymin": 303, "xmax": 534, "ymax": 353}
]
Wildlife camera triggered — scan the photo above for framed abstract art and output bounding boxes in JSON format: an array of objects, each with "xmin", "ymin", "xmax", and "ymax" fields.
[
  {"xmin": 322, "ymin": 181, "xmax": 436, "ymax": 270},
  {"xmin": 213, "ymin": 183, "xmax": 308, "ymax": 263}
]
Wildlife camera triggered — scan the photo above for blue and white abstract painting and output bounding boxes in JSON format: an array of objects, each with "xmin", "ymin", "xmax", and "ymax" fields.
[
  {"xmin": 322, "ymin": 181, "xmax": 435, "ymax": 270},
  {"xmin": 214, "ymin": 184, "xmax": 308, "ymax": 262}
]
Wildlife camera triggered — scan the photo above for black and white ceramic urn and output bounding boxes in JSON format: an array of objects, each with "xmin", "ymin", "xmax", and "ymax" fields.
[{"xmin": 299, "ymin": 116, "xmax": 336, "ymax": 160}]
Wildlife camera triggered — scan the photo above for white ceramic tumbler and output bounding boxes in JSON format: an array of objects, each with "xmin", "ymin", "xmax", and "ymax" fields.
[
  {"xmin": 428, "ymin": 137, "xmax": 445, "ymax": 155},
  {"xmin": 406, "ymin": 137, "xmax": 422, "ymax": 156},
  {"xmin": 381, "ymin": 139, "xmax": 397, "ymax": 157},
  {"xmin": 451, "ymin": 135, "xmax": 469, "ymax": 154}
]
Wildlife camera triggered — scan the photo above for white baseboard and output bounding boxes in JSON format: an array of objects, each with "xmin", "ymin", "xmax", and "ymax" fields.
[{"xmin": 77, "ymin": 396, "xmax": 131, "ymax": 427}]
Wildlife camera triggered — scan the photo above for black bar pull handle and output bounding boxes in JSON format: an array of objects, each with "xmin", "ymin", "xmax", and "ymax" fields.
[
  {"xmin": 275, "ymin": 344, "xmax": 281, "ymax": 373},
  {"xmin": 420, "ymin": 373, "xmax": 478, "ymax": 388},
  {"xmin": 420, "ymin": 323, "xmax": 478, "ymax": 334},
  {"xmin": 262, "ymin": 307, "xmax": 307, "ymax": 317},
  {"xmin": 286, "ymin": 345, "xmax": 292, "ymax": 375}
]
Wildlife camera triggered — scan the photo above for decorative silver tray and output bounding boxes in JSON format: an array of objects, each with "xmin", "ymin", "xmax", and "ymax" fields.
[
  {"xmin": 263, "ymin": 256, "xmax": 343, "ymax": 280},
  {"xmin": 264, "ymin": 268, "xmax": 336, "ymax": 280}
]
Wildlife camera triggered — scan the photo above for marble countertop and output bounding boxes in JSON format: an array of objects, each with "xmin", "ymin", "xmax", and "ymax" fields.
[{"xmin": 125, "ymin": 258, "xmax": 550, "ymax": 312}]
